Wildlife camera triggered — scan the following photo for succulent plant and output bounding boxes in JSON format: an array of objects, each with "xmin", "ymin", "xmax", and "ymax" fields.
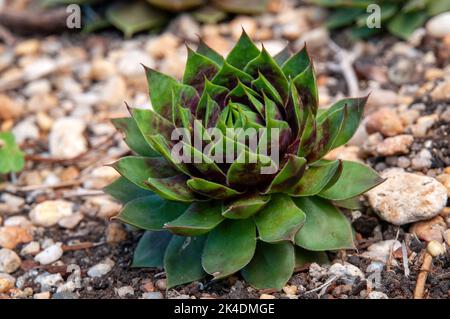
[
  {"xmin": 312, "ymin": 0, "xmax": 450, "ymax": 39},
  {"xmin": 105, "ymin": 31, "xmax": 384, "ymax": 289},
  {"xmin": 0, "ymin": 132, "xmax": 25, "ymax": 174},
  {"xmin": 41, "ymin": 0, "xmax": 269, "ymax": 37}
]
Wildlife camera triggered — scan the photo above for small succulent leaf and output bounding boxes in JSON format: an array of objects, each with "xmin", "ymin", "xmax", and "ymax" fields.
[
  {"xmin": 164, "ymin": 235, "xmax": 207, "ymax": 288},
  {"xmin": 105, "ymin": 1, "xmax": 167, "ymax": 38},
  {"xmin": 274, "ymin": 45, "xmax": 292, "ymax": 66},
  {"xmin": 297, "ymin": 109, "xmax": 317, "ymax": 158},
  {"xmin": 316, "ymin": 96, "xmax": 368, "ymax": 149},
  {"xmin": 226, "ymin": 79, "xmax": 261, "ymax": 105},
  {"xmin": 226, "ymin": 150, "xmax": 277, "ymax": 188},
  {"xmin": 319, "ymin": 160, "xmax": 384, "ymax": 201},
  {"xmin": 292, "ymin": 64, "xmax": 318, "ymax": 115},
  {"xmin": 244, "ymin": 48, "xmax": 289, "ymax": 103},
  {"xmin": 183, "ymin": 47, "xmax": 220, "ymax": 92},
  {"xmin": 132, "ymin": 231, "xmax": 172, "ymax": 268},
  {"xmin": 294, "ymin": 246, "xmax": 329, "ymax": 271},
  {"xmin": 307, "ymin": 107, "xmax": 346, "ymax": 163},
  {"xmin": 202, "ymin": 218, "xmax": 257, "ymax": 279},
  {"xmin": 287, "ymin": 160, "xmax": 341, "ymax": 196},
  {"xmin": 333, "ymin": 196, "xmax": 363, "ymax": 210},
  {"xmin": 129, "ymin": 106, "xmax": 175, "ymax": 143},
  {"xmin": 180, "ymin": 142, "xmax": 226, "ymax": 182},
  {"xmin": 144, "ymin": 67, "xmax": 179, "ymax": 119},
  {"xmin": 0, "ymin": 132, "xmax": 25, "ymax": 174},
  {"xmin": 387, "ymin": 11, "xmax": 427, "ymax": 40},
  {"xmin": 147, "ymin": 175, "xmax": 198, "ymax": 202},
  {"xmin": 164, "ymin": 201, "xmax": 224, "ymax": 236},
  {"xmin": 112, "ymin": 156, "xmax": 178, "ymax": 190},
  {"xmin": 147, "ymin": 0, "xmax": 205, "ymax": 12},
  {"xmin": 281, "ymin": 46, "xmax": 310, "ymax": 79},
  {"xmin": 111, "ymin": 117, "xmax": 159, "ymax": 157},
  {"xmin": 226, "ymin": 30, "xmax": 260, "ymax": 69},
  {"xmin": 196, "ymin": 38, "xmax": 225, "ymax": 66},
  {"xmin": 222, "ymin": 193, "xmax": 270, "ymax": 219},
  {"xmin": 104, "ymin": 177, "xmax": 153, "ymax": 204},
  {"xmin": 427, "ymin": 0, "xmax": 450, "ymax": 15},
  {"xmin": 263, "ymin": 155, "xmax": 307, "ymax": 194},
  {"xmin": 171, "ymin": 83, "xmax": 199, "ymax": 121},
  {"xmin": 252, "ymin": 72, "xmax": 283, "ymax": 105},
  {"xmin": 212, "ymin": 61, "xmax": 254, "ymax": 89},
  {"xmin": 241, "ymin": 241, "xmax": 295, "ymax": 290},
  {"xmin": 255, "ymin": 193, "xmax": 306, "ymax": 243},
  {"xmin": 187, "ymin": 178, "xmax": 243, "ymax": 199},
  {"xmin": 212, "ymin": 0, "xmax": 269, "ymax": 14},
  {"xmin": 197, "ymin": 80, "xmax": 229, "ymax": 120},
  {"xmin": 325, "ymin": 7, "xmax": 365, "ymax": 29},
  {"xmin": 117, "ymin": 195, "xmax": 188, "ymax": 230},
  {"xmin": 293, "ymin": 196, "xmax": 355, "ymax": 251},
  {"xmin": 285, "ymin": 81, "xmax": 305, "ymax": 139}
]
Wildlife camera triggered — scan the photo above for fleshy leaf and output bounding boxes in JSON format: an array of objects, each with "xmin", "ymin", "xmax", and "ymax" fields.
[
  {"xmin": 104, "ymin": 177, "xmax": 153, "ymax": 204},
  {"xmin": 387, "ymin": 11, "xmax": 427, "ymax": 40},
  {"xmin": 294, "ymin": 246, "xmax": 329, "ymax": 271},
  {"xmin": 319, "ymin": 160, "xmax": 384, "ymax": 201},
  {"xmin": 294, "ymin": 197, "xmax": 355, "ymax": 251},
  {"xmin": 202, "ymin": 218, "xmax": 256, "ymax": 279},
  {"xmin": 164, "ymin": 235, "xmax": 207, "ymax": 288},
  {"xmin": 0, "ymin": 132, "xmax": 25, "ymax": 174},
  {"xmin": 183, "ymin": 47, "xmax": 220, "ymax": 92},
  {"xmin": 147, "ymin": 0, "xmax": 205, "ymax": 11},
  {"xmin": 147, "ymin": 175, "xmax": 198, "ymax": 202},
  {"xmin": 196, "ymin": 38, "xmax": 225, "ymax": 66},
  {"xmin": 263, "ymin": 155, "xmax": 307, "ymax": 194},
  {"xmin": 164, "ymin": 201, "xmax": 224, "ymax": 236},
  {"xmin": 292, "ymin": 64, "xmax": 318, "ymax": 115},
  {"xmin": 333, "ymin": 196, "xmax": 362, "ymax": 210},
  {"xmin": 241, "ymin": 241, "xmax": 295, "ymax": 290},
  {"xmin": 287, "ymin": 160, "xmax": 341, "ymax": 196},
  {"xmin": 274, "ymin": 45, "xmax": 292, "ymax": 66},
  {"xmin": 226, "ymin": 30, "xmax": 260, "ymax": 69},
  {"xmin": 187, "ymin": 177, "xmax": 242, "ymax": 199},
  {"xmin": 212, "ymin": 0, "xmax": 269, "ymax": 14},
  {"xmin": 282, "ymin": 46, "xmax": 310, "ymax": 79},
  {"xmin": 116, "ymin": 195, "xmax": 187, "ymax": 230},
  {"xmin": 255, "ymin": 194, "xmax": 306, "ymax": 243},
  {"xmin": 111, "ymin": 117, "xmax": 159, "ymax": 157},
  {"xmin": 222, "ymin": 193, "xmax": 270, "ymax": 219},
  {"xmin": 212, "ymin": 61, "xmax": 254, "ymax": 89},
  {"xmin": 129, "ymin": 106, "xmax": 175, "ymax": 143},
  {"xmin": 132, "ymin": 231, "xmax": 173, "ymax": 268}
]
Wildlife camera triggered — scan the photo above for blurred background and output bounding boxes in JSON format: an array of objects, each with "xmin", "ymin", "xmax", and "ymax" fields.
[{"xmin": 0, "ymin": 0, "xmax": 449, "ymax": 299}]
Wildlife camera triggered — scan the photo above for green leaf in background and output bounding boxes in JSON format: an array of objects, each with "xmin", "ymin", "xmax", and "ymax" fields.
[
  {"xmin": 211, "ymin": 0, "xmax": 269, "ymax": 14},
  {"xmin": 106, "ymin": 1, "xmax": 168, "ymax": 38},
  {"xmin": 147, "ymin": 0, "xmax": 205, "ymax": 11},
  {"xmin": 132, "ymin": 231, "xmax": 172, "ymax": 268},
  {"xmin": 0, "ymin": 132, "xmax": 25, "ymax": 174},
  {"xmin": 164, "ymin": 235, "xmax": 207, "ymax": 288},
  {"xmin": 241, "ymin": 241, "xmax": 295, "ymax": 290},
  {"xmin": 294, "ymin": 196, "xmax": 355, "ymax": 251},
  {"xmin": 326, "ymin": 8, "xmax": 365, "ymax": 29},
  {"xmin": 387, "ymin": 11, "xmax": 428, "ymax": 40}
]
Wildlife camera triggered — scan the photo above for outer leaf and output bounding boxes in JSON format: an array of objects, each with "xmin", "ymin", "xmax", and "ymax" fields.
[
  {"xmin": 187, "ymin": 178, "xmax": 242, "ymax": 199},
  {"xmin": 212, "ymin": 61, "xmax": 254, "ymax": 89},
  {"xmin": 387, "ymin": 11, "xmax": 427, "ymax": 40},
  {"xmin": 164, "ymin": 235, "xmax": 207, "ymax": 288},
  {"xmin": 202, "ymin": 219, "xmax": 256, "ymax": 279},
  {"xmin": 222, "ymin": 193, "xmax": 270, "ymax": 219},
  {"xmin": 0, "ymin": 132, "xmax": 25, "ymax": 174},
  {"xmin": 294, "ymin": 246, "xmax": 329, "ymax": 270},
  {"xmin": 164, "ymin": 201, "xmax": 224, "ymax": 236},
  {"xmin": 226, "ymin": 30, "xmax": 260, "ymax": 69},
  {"xmin": 287, "ymin": 160, "xmax": 341, "ymax": 196},
  {"xmin": 263, "ymin": 155, "xmax": 307, "ymax": 194},
  {"xmin": 241, "ymin": 241, "xmax": 295, "ymax": 290},
  {"xmin": 183, "ymin": 47, "xmax": 219, "ymax": 92},
  {"xmin": 104, "ymin": 177, "xmax": 153, "ymax": 204},
  {"xmin": 255, "ymin": 194, "xmax": 306, "ymax": 243},
  {"xmin": 319, "ymin": 160, "xmax": 384, "ymax": 201},
  {"xmin": 292, "ymin": 64, "xmax": 318, "ymax": 115},
  {"xmin": 325, "ymin": 7, "xmax": 364, "ymax": 29},
  {"xmin": 132, "ymin": 231, "xmax": 172, "ymax": 268},
  {"xmin": 294, "ymin": 197, "xmax": 355, "ymax": 251},
  {"xmin": 147, "ymin": 175, "xmax": 198, "ymax": 202},
  {"xmin": 274, "ymin": 45, "xmax": 292, "ymax": 66},
  {"xmin": 282, "ymin": 46, "xmax": 310, "ymax": 79},
  {"xmin": 116, "ymin": 195, "xmax": 187, "ymax": 230},
  {"xmin": 147, "ymin": 0, "xmax": 205, "ymax": 11},
  {"xmin": 196, "ymin": 38, "xmax": 224, "ymax": 66},
  {"xmin": 111, "ymin": 117, "xmax": 159, "ymax": 157}
]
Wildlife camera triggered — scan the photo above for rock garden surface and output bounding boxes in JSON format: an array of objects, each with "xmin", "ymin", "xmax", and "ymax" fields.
[{"xmin": 0, "ymin": 0, "xmax": 449, "ymax": 299}]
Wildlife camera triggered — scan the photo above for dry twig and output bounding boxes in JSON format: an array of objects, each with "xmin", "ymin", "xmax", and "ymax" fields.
[{"xmin": 413, "ymin": 252, "xmax": 433, "ymax": 299}]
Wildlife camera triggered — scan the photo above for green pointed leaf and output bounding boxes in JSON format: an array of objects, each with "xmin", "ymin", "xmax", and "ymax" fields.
[
  {"xmin": 297, "ymin": 107, "xmax": 316, "ymax": 158},
  {"xmin": 333, "ymin": 196, "xmax": 362, "ymax": 210},
  {"xmin": 105, "ymin": 1, "xmax": 167, "ymax": 38},
  {"xmin": 212, "ymin": 61, "xmax": 254, "ymax": 89},
  {"xmin": 222, "ymin": 193, "xmax": 270, "ymax": 219},
  {"xmin": 104, "ymin": 177, "xmax": 153, "ymax": 204},
  {"xmin": 264, "ymin": 155, "xmax": 307, "ymax": 194},
  {"xmin": 212, "ymin": 0, "xmax": 269, "ymax": 14},
  {"xmin": 147, "ymin": 0, "xmax": 205, "ymax": 11},
  {"xmin": 196, "ymin": 38, "xmax": 225, "ymax": 66},
  {"xmin": 427, "ymin": 0, "xmax": 450, "ymax": 15},
  {"xmin": 319, "ymin": 160, "xmax": 384, "ymax": 201},
  {"xmin": 244, "ymin": 48, "xmax": 289, "ymax": 103},
  {"xmin": 111, "ymin": 117, "xmax": 159, "ymax": 157},
  {"xmin": 274, "ymin": 45, "xmax": 292, "ymax": 66},
  {"xmin": 252, "ymin": 72, "xmax": 283, "ymax": 105},
  {"xmin": 112, "ymin": 156, "xmax": 178, "ymax": 190},
  {"xmin": 241, "ymin": 241, "xmax": 295, "ymax": 290},
  {"xmin": 288, "ymin": 160, "xmax": 341, "ymax": 196},
  {"xmin": 144, "ymin": 67, "xmax": 179, "ymax": 119},
  {"xmin": 117, "ymin": 195, "xmax": 187, "ymax": 230},
  {"xmin": 0, "ymin": 132, "xmax": 25, "ymax": 174},
  {"xmin": 164, "ymin": 201, "xmax": 224, "ymax": 236},
  {"xmin": 294, "ymin": 197, "xmax": 355, "ymax": 251},
  {"xmin": 187, "ymin": 178, "xmax": 242, "ymax": 199},
  {"xmin": 226, "ymin": 30, "xmax": 260, "ymax": 69},
  {"xmin": 164, "ymin": 235, "xmax": 207, "ymax": 288},
  {"xmin": 387, "ymin": 11, "xmax": 427, "ymax": 40},
  {"xmin": 183, "ymin": 47, "xmax": 220, "ymax": 92},
  {"xmin": 325, "ymin": 7, "xmax": 364, "ymax": 29},
  {"xmin": 292, "ymin": 64, "xmax": 318, "ymax": 115},
  {"xmin": 294, "ymin": 246, "xmax": 329, "ymax": 270},
  {"xmin": 282, "ymin": 46, "xmax": 310, "ymax": 79},
  {"xmin": 147, "ymin": 175, "xmax": 197, "ymax": 202},
  {"xmin": 202, "ymin": 218, "xmax": 257, "ymax": 279},
  {"xmin": 129, "ymin": 106, "xmax": 175, "ymax": 143},
  {"xmin": 255, "ymin": 194, "xmax": 306, "ymax": 243},
  {"xmin": 132, "ymin": 231, "xmax": 172, "ymax": 268}
]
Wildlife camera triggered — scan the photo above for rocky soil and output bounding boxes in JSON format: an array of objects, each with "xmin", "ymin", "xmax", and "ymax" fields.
[{"xmin": 0, "ymin": 0, "xmax": 449, "ymax": 299}]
